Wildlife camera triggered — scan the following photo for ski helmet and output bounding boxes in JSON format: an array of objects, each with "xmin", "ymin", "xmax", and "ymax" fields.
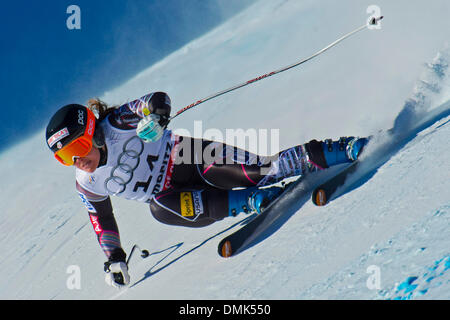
[{"xmin": 46, "ymin": 104, "xmax": 103, "ymax": 165}]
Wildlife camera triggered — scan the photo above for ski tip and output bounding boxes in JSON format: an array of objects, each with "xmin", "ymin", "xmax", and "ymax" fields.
[
  {"xmin": 220, "ymin": 240, "xmax": 233, "ymax": 258},
  {"xmin": 313, "ymin": 188, "xmax": 328, "ymax": 206}
]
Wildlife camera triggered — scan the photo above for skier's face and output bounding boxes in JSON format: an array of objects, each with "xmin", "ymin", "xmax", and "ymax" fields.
[{"xmin": 73, "ymin": 146, "xmax": 100, "ymax": 173}]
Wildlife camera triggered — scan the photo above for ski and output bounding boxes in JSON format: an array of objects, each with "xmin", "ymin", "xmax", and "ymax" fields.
[
  {"xmin": 311, "ymin": 161, "xmax": 360, "ymax": 206},
  {"xmin": 310, "ymin": 99, "xmax": 450, "ymax": 207},
  {"xmin": 218, "ymin": 100, "xmax": 450, "ymax": 258},
  {"xmin": 218, "ymin": 177, "xmax": 304, "ymax": 258}
]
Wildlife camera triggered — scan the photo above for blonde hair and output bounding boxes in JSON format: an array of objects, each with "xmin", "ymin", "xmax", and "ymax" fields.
[{"xmin": 87, "ymin": 98, "xmax": 116, "ymax": 121}]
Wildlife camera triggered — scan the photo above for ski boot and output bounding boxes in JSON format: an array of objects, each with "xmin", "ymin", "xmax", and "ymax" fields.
[
  {"xmin": 345, "ymin": 137, "xmax": 368, "ymax": 161},
  {"xmin": 304, "ymin": 136, "xmax": 368, "ymax": 169},
  {"xmin": 228, "ymin": 185, "xmax": 284, "ymax": 216}
]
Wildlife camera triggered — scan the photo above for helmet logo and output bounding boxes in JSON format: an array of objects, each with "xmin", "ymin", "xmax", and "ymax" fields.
[
  {"xmin": 47, "ymin": 127, "xmax": 69, "ymax": 148},
  {"xmin": 78, "ymin": 109, "xmax": 84, "ymax": 125},
  {"xmin": 57, "ymin": 142, "xmax": 63, "ymax": 149}
]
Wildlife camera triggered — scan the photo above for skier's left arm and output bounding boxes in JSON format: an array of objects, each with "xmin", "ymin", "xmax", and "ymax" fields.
[{"xmin": 110, "ymin": 92, "xmax": 172, "ymax": 142}]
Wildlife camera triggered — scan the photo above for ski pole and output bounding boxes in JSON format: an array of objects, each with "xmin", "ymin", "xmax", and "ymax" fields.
[
  {"xmin": 170, "ymin": 16, "xmax": 383, "ymax": 120},
  {"xmin": 126, "ymin": 244, "xmax": 150, "ymax": 266}
]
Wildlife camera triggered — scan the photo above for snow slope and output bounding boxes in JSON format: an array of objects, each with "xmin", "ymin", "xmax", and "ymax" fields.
[{"xmin": 0, "ymin": 0, "xmax": 449, "ymax": 300}]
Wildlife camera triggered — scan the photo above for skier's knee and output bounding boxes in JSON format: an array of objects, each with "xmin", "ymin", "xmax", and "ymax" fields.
[
  {"xmin": 149, "ymin": 190, "xmax": 225, "ymax": 227},
  {"xmin": 149, "ymin": 197, "xmax": 174, "ymax": 226},
  {"xmin": 149, "ymin": 191, "xmax": 199, "ymax": 227}
]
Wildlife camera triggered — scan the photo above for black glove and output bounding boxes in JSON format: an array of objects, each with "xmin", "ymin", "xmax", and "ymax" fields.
[
  {"xmin": 158, "ymin": 114, "xmax": 170, "ymax": 129},
  {"xmin": 149, "ymin": 91, "xmax": 171, "ymax": 128}
]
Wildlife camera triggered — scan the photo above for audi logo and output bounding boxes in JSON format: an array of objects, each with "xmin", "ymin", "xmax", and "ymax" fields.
[{"xmin": 104, "ymin": 136, "xmax": 144, "ymax": 195}]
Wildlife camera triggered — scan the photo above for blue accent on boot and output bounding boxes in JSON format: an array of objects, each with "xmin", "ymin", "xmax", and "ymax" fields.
[
  {"xmin": 248, "ymin": 186, "xmax": 283, "ymax": 214},
  {"xmin": 227, "ymin": 186, "xmax": 283, "ymax": 216},
  {"xmin": 346, "ymin": 137, "xmax": 368, "ymax": 161},
  {"xmin": 227, "ymin": 188, "xmax": 256, "ymax": 217},
  {"xmin": 322, "ymin": 137, "xmax": 353, "ymax": 167}
]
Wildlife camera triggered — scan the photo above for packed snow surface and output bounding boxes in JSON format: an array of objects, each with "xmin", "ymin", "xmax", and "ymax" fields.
[{"xmin": 0, "ymin": 0, "xmax": 449, "ymax": 299}]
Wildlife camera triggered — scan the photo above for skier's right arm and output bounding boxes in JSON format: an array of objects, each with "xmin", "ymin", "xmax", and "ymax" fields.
[
  {"xmin": 76, "ymin": 182, "xmax": 131, "ymax": 288},
  {"xmin": 75, "ymin": 181, "xmax": 125, "ymax": 261}
]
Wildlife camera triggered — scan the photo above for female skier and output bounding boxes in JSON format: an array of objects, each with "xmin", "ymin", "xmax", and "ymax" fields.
[{"xmin": 45, "ymin": 91, "xmax": 367, "ymax": 288}]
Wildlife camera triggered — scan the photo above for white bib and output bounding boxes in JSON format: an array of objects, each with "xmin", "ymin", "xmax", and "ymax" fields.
[{"xmin": 76, "ymin": 117, "xmax": 174, "ymax": 202}]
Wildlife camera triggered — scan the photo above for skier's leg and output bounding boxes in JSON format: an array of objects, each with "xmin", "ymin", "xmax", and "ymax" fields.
[
  {"xmin": 150, "ymin": 186, "xmax": 286, "ymax": 225},
  {"xmin": 249, "ymin": 137, "xmax": 368, "ymax": 186},
  {"xmin": 171, "ymin": 136, "xmax": 269, "ymax": 189},
  {"xmin": 198, "ymin": 138, "xmax": 367, "ymax": 188},
  {"xmin": 149, "ymin": 188, "xmax": 229, "ymax": 227},
  {"xmin": 171, "ymin": 135, "xmax": 367, "ymax": 190}
]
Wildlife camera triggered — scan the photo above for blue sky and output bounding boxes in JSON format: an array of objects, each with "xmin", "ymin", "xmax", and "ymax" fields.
[{"xmin": 0, "ymin": 0, "xmax": 255, "ymax": 153}]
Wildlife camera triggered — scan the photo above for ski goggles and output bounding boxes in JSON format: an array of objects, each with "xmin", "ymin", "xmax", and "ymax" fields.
[{"xmin": 54, "ymin": 112, "xmax": 96, "ymax": 166}]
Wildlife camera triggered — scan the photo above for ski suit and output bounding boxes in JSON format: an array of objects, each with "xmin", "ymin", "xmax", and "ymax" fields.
[{"xmin": 76, "ymin": 92, "xmax": 352, "ymax": 259}]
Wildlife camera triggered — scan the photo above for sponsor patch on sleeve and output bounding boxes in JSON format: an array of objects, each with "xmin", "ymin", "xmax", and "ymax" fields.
[
  {"xmin": 78, "ymin": 192, "xmax": 97, "ymax": 213},
  {"xmin": 89, "ymin": 214, "xmax": 103, "ymax": 235}
]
